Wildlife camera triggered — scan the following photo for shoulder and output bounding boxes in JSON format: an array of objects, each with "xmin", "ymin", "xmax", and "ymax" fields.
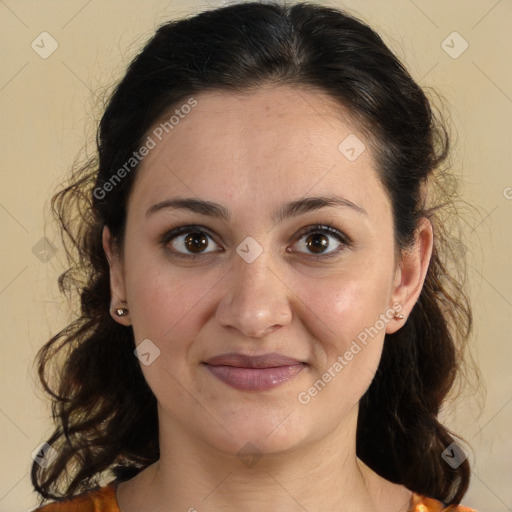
[
  {"xmin": 411, "ymin": 493, "xmax": 478, "ymax": 512},
  {"xmin": 31, "ymin": 481, "xmax": 119, "ymax": 512}
]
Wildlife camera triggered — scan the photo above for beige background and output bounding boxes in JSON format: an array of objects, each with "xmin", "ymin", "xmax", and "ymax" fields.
[{"xmin": 0, "ymin": 0, "xmax": 511, "ymax": 511}]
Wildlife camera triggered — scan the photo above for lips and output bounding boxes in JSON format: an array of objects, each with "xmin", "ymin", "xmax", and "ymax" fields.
[
  {"xmin": 205, "ymin": 352, "xmax": 303, "ymax": 368},
  {"xmin": 203, "ymin": 352, "xmax": 306, "ymax": 391}
]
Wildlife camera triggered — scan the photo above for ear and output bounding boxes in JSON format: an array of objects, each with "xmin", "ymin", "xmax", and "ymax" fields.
[
  {"xmin": 102, "ymin": 225, "xmax": 131, "ymax": 326},
  {"xmin": 386, "ymin": 217, "xmax": 434, "ymax": 334}
]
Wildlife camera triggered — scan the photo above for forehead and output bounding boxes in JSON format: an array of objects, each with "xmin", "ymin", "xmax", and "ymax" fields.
[{"xmin": 128, "ymin": 85, "xmax": 390, "ymax": 224}]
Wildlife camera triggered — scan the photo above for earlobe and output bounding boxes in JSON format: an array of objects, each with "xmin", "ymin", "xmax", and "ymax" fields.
[
  {"xmin": 386, "ymin": 217, "xmax": 434, "ymax": 334},
  {"xmin": 102, "ymin": 226, "xmax": 131, "ymax": 326}
]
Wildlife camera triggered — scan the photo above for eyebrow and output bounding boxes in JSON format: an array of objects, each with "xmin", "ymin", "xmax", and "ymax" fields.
[{"xmin": 145, "ymin": 194, "xmax": 367, "ymax": 223}]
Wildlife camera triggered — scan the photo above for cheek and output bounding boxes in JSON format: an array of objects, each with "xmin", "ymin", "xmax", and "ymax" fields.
[
  {"xmin": 291, "ymin": 261, "xmax": 392, "ymax": 402},
  {"xmin": 124, "ymin": 250, "xmax": 218, "ymax": 351},
  {"xmin": 124, "ymin": 260, "xmax": 218, "ymax": 405},
  {"xmin": 296, "ymin": 263, "xmax": 392, "ymax": 348},
  {"xmin": 297, "ymin": 281, "xmax": 387, "ymax": 412}
]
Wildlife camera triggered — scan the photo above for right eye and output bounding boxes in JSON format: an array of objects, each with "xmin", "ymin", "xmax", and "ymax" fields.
[{"xmin": 160, "ymin": 225, "xmax": 223, "ymax": 258}]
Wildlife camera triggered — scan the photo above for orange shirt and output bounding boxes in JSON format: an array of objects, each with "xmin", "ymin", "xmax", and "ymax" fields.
[{"xmin": 33, "ymin": 481, "xmax": 478, "ymax": 512}]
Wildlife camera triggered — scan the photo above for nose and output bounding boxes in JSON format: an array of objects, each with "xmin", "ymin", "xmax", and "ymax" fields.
[{"xmin": 216, "ymin": 251, "xmax": 293, "ymax": 339}]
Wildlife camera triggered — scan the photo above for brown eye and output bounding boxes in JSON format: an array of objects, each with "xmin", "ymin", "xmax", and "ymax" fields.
[
  {"xmin": 161, "ymin": 226, "xmax": 221, "ymax": 258},
  {"xmin": 183, "ymin": 232, "xmax": 209, "ymax": 253},
  {"xmin": 304, "ymin": 233, "xmax": 330, "ymax": 254},
  {"xmin": 292, "ymin": 224, "xmax": 350, "ymax": 257}
]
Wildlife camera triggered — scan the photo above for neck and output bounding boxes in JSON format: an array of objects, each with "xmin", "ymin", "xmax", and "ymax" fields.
[{"xmin": 116, "ymin": 404, "xmax": 412, "ymax": 512}]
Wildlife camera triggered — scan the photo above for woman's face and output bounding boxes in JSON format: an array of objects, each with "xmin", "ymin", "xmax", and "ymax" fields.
[{"xmin": 106, "ymin": 85, "xmax": 429, "ymax": 457}]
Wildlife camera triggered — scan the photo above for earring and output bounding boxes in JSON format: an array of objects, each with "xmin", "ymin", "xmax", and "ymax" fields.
[
  {"xmin": 394, "ymin": 311, "xmax": 405, "ymax": 320},
  {"xmin": 115, "ymin": 299, "xmax": 129, "ymax": 317}
]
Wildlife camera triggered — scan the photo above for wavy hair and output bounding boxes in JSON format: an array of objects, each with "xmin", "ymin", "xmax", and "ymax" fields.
[{"xmin": 32, "ymin": 1, "xmax": 475, "ymax": 506}]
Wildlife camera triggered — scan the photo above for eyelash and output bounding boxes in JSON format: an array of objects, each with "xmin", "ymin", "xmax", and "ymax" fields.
[{"xmin": 159, "ymin": 223, "xmax": 352, "ymax": 260}]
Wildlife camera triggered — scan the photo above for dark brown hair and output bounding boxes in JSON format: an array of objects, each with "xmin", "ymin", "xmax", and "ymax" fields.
[{"xmin": 32, "ymin": 1, "xmax": 475, "ymax": 507}]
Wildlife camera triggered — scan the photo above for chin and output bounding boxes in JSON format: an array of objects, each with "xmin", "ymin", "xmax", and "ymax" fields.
[{"xmin": 201, "ymin": 408, "xmax": 314, "ymax": 461}]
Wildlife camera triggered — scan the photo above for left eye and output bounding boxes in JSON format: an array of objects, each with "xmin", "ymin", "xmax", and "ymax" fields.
[{"xmin": 291, "ymin": 224, "xmax": 350, "ymax": 257}]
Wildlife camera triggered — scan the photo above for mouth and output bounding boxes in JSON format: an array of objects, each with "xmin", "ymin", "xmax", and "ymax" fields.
[{"xmin": 202, "ymin": 352, "xmax": 306, "ymax": 391}]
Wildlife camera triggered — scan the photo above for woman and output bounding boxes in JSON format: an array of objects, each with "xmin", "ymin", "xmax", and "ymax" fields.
[{"xmin": 31, "ymin": 1, "xmax": 478, "ymax": 511}]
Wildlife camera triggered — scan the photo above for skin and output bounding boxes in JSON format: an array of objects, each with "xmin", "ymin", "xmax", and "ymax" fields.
[{"xmin": 104, "ymin": 85, "xmax": 433, "ymax": 512}]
